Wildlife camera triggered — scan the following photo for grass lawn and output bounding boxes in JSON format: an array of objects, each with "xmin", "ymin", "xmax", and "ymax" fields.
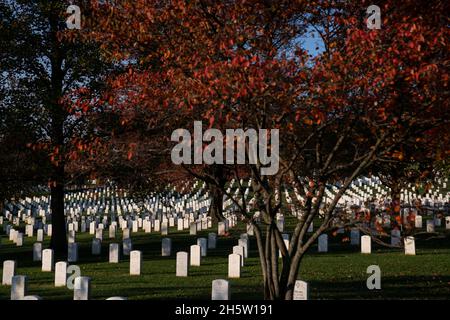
[{"xmin": 1, "ymin": 220, "xmax": 449, "ymax": 300}]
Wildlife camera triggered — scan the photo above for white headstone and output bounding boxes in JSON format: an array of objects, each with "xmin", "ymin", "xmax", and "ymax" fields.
[
  {"xmin": 122, "ymin": 228, "xmax": 130, "ymax": 240},
  {"xmin": 162, "ymin": 238, "xmax": 172, "ymax": 257},
  {"xmin": 207, "ymin": 217, "xmax": 212, "ymax": 228},
  {"xmin": 109, "ymin": 225, "xmax": 116, "ymax": 239},
  {"xmin": 293, "ymin": 280, "xmax": 308, "ymax": 300},
  {"xmin": 132, "ymin": 220, "xmax": 138, "ymax": 233},
  {"xmin": 208, "ymin": 233, "xmax": 217, "ymax": 249},
  {"xmin": 404, "ymin": 236, "xmax": 416, "ymax": 255},
  {"xmin": 318, "ymin": 234, "xmax": 328, "ymax": 252},
  {"xmin": 143, "ymin": 220, "xmax": 151, "ymax": 233},
  {"xmin": 211, "ymin": 279, "xmax": 229, "ymax": 300},
  {"xmin": 218, "ymin": 222, "xmax": 226, "ymax": 236},
  {"xmin": 161, "ymin": 221, "xmax": 168, "ymax": 236},
  {"xmin": 42, "ymin": 249, "xmax": 54, "ymax": 271},
  {"xmin": 68, "ymin": 243, "xmax": 79, "ymax": 262},
  {"xmin": 9, "ymin": 229, "xmax": 17, "ymax": 241},
  {"xmin": 109, "ymin": 243, "xmax": 120, "ymax": 263},
  {"xmin": 73, "ymin": 277, "xmax": 91, "ymax": 300},
  {"xmin": 46, "ymin": 224, "xmax": 52, "ymax": 236},
  {"xmin": 55, "ymin": 261, "xmax": 68, "ymax": 287},
  {"xmin": 361, "ymin": 235, "xmax": 371, "ymax": 254},
  {"xmin": 350, "ymin": 229, "xmax": 360, "ymax": 245},
  {"xmin": 228, "ymin": 254, "xmax": 241, "ymax": 278},
  {"xmin": 190, "ymin": 223, "xmax": 197, "ymax": 235},
  {"xmin": 95, "ymin": 228, "xmax": 103, "ymax": 241},
  {"xmin": 197, "ymin": 238, "xmax": 207, "ymax": 257},
  {"xmin": 89, "ymin": 222, "xmax": 96, "ymax": 234},
  {"xmin": 177, "ymin": 218, "xmax": 183, "ymax": 231},
  {"xmin": 201, "ymin": 218, "xmax": 208, "ymax": 230},
  {"xmin": 154, "ymin": 220, "xmax": 161, "ymax": 232},
  {"xmin": 130, "ymin": 250, "xmax": 142, "ymax": 275},
  {"xmin": 123, "ymin": 238, "xmax": 132, "ymax": 256},
  {"xmin": 26, "ymin": 225, "xmax": 33, "ymax": 237},
  {"xmin": 238, "ymin": 238, "xmax": 248, "ymax": 258},
  {"xmin": 415, "ymin": 215, "xmax": 423, "ymax": 228},
  {"xmin": 16, "ymin": 232, "xmax": 23, "ymax": 246},
  {"xmin": 232, "ymin": 246, "xmax": 244, "ymax": 266},
  {"xmin": 11, "ymin": 275, "xmax": 27, "ymax": 300},
  {"xmin": 391, "ymin": 229, "xmax": 401, "ymax": 246},
  {"xmin": 37, "ymin": 229, "xmax": 44, "ymax": 242},
  {"xmin": 176, "ymin": 252, "xmax": 189, "ymax": 277},
  {"xmin": 426, "ymin": 219, "xmax": 435, "ymax": 233},
  {"xmin": 2, "ymin": 260, "xmax": 16, "ymax": 285},
  {"xmin": 92, "ymin": 238, "xmax": 101, "ymax": 255},
  {"xmin": 33, "ymin": 243, "xmax": 42, "ymax": 261},
  {"xmin": 190, "ymin": 245, "xmax": 201, "ymax": 266}
]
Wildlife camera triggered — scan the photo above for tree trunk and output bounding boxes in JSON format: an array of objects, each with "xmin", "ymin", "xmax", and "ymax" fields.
[
  {"xmin": 50, "ymin": 164, "xmax": 67, "ymax": 258},
  {"xmin": 284, "ymin": 256, "xmax": 304, "ymax": 300},
  {"xmin": 208, "ymin": 185, "xmax": 225, "ymax": 224},
  {"xmin": 261, "ymin": 223, "xmax": 283, "ymax": 300},
  {"xmin": 207, "ymin": 165, "xmax": 226, "ymax": 224},
  {"xmin": 48, "ymin": 9, "xmax": 67, "ymax": 259},
  {"xmin": 391, "ymin": 181, "xmax": 401, "ymax": 202}
]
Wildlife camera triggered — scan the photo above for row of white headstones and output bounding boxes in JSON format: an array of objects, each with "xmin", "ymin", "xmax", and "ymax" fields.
[
  {"xmin": 1, "ymin": 210, "xmax": 253, "ymax": 300},
  {"xmin": 2, "ymin": 208, "xmax": 449, "ymax": 299},
  {"xmin": 5, "ymin": 180, "xmax": 211, "ymax": 224},
  {"xmin": 11, "ymin": 174, "xmax": 445, "ymax": 235},
  {"xmin": 2, "ymin": 234, "xmax": 308, "ymax": 300},
  {"xmin": 5, "ymin": 174, "xmax": 448, "ymax": 230},
  {"xmin": 0, "ymin": 223, "xmax": 423, "ymax": 301},
  {"xmin": 6, "ymin": 205, "xmax": 449, "ymax": 253}
]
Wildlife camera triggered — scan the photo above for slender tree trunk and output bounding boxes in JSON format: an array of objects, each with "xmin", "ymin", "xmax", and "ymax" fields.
[
  {"xmin": 254, "ymin": 224, "xmax": 270, "ymax": 299},
  {"xmin": 270, "ymin": 230, "xmax": 281, "ymax": 299},
  {"xmin": 264, "ymin": 224, "xmax": 274, "ymax": 299},
  {"xmin": 284, "ymin": 262, "xmax": 300, "ymax": 300},
  {"xmin": 208, "ymin": 185, "xmax": 225, "ymax": 224},
  {"xmin": 50, "ymin": 164, "xmax": 67, "ymax": 258},
  {"xmin": 48, "ymin": 9, "xmax": 67, "ymax": 259},
  {"xmin": 207, "ymin": 165, "xmax": 226, "ymax": 224}
]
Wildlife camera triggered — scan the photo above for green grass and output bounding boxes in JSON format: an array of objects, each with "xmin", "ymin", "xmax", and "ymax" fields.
[{"xmin": 1, "ymin": 222, "xmax": 449, "ymax": 300}]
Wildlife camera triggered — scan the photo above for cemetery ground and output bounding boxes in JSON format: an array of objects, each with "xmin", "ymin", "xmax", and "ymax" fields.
[{"xmin": 1, "ymin": 216, "xmax": 449, "ymax": 300}]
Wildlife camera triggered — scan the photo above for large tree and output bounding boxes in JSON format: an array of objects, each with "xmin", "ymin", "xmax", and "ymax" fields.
[
  {"xmin": 86, "ymin": 0, "xmax": 448, "ymax": 299},
  {"xmin": 0, "ymin": 0, "xmax": 110, "ymax": 256}
]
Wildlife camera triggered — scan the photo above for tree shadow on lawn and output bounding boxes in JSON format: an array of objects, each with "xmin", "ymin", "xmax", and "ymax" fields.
[
  {"xmin": 87, "ymin": 282, "xmax": 264, "ymax": 300},
  {"xmin": 27, "ymin": 275, "xmax": 450, "ymax": 300},
  {"xmin": 308, "ymin": 275, "xmax": 450, "ymax": 300}
]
